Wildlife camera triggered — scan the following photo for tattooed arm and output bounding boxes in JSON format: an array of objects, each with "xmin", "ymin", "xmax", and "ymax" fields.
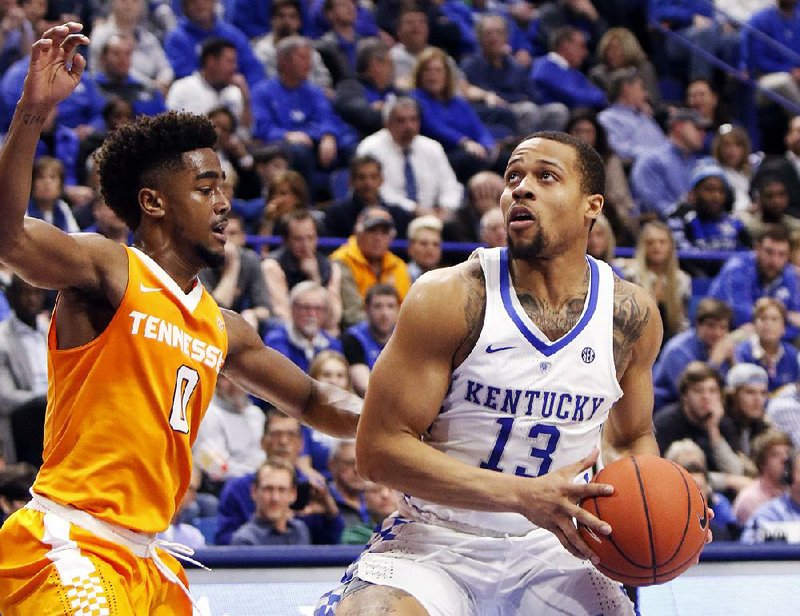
[
  {"xmin": 602, "ymin": 276, "xmax": 663, "ymax": 463},
  {"xmin": 356, "ymin": 259, "xmax": 619, "ymax": 563}
]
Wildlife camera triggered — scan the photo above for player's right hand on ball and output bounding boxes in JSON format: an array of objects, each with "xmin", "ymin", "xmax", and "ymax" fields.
[{"xmin": 513, "ymin": 449, "xmax": 613, "ymax": 564}]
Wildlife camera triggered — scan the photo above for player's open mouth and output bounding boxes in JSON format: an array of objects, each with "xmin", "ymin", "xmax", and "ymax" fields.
[
  {"xmin": 212, "ymin": 218, "xmax": 228, "ymax": 240},
  {"xmin": 508, "ymin": 206, "xmax": 535, "ymax": 229}
]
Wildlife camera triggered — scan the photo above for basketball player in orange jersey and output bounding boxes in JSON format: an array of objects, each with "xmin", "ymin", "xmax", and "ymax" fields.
[
  {"xmin": 318, "ymin": 131, "xmax": 713, "ymax": 615},
  {"xmin": 0, "ymin": 23, "xmax": 361, "ymax": 615}
]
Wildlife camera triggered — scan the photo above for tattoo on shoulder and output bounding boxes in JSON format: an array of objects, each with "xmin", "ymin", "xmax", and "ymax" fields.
[
  {"xmin": 453, "ymin": 261, "xmax": 486, "ymax": 367},
  {"xmin": 613, "ymin": 276, "xmax": 650, "ymax": 371}
]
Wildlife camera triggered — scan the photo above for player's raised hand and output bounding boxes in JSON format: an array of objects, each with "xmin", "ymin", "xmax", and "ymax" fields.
[
  {"xmin": 20, "ymin": 22, "xmax": 89, "ymax": 109},
  {"xmin": 513, "ymin": 449, "xmax": 613, "ymax": 564}
]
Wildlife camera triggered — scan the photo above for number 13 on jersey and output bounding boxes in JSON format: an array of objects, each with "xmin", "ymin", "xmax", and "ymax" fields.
[{"xmin": 480, "ymin": 418, "xmax": 561, "ymax": 477}]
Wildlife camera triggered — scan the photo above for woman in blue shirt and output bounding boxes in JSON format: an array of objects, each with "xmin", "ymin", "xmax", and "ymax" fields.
[{"xmin": 410, "ymin": 46, "xmax": 501, "ymax": 183}]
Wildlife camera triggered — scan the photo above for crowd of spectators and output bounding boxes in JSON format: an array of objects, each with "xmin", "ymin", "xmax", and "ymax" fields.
[{"xmin": 4, "ymin": 0, "xmax": 800, "ymax": 547}]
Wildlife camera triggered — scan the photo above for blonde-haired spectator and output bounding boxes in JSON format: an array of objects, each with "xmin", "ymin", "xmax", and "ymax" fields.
[
  {"xmin": 733, "ymin": 297, "xmax": 800, "ymax": 392},
  {"xmin": 406, "ymin": 215, "xmax": 443, "ymax": 281},
  {"xmin": 590, "ymin": 27, "xmax": 661, "ymax": 109},
  {"xmin": 623, "ymin": 221, "xmax": 690, "ymax": 343}
]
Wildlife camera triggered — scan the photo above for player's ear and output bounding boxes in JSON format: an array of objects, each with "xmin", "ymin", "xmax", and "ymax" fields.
[
  {"xmin": 585, "ymin": 193, "xmax": 604, "ymax": 220},
  {"xmin": 139, "ymin": 188, "xmax": 166, "ymax": 219}
]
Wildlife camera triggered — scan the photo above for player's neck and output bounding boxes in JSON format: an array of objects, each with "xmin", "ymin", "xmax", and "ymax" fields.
[
  {"xmin": 133, "ymin": 238, "xmax": 201, "ymax": 294},
  {"xmin": 510, "ymin": 254, "xmax": 589, "ymax": 308}
]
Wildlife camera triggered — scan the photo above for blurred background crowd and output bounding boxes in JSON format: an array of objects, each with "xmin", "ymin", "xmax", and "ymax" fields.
[{"xmin": 2, "ymin": 0, "xmax": 800, "ymax": 548}]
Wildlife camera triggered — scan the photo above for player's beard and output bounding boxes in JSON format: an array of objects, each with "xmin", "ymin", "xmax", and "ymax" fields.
[
  {"xmin": 507, "ymin": 229, "xmax": 547, "ymax": 261},
  {"xmin": 196, "ymin": 243, "xmax": 226, "ymax": 268}
]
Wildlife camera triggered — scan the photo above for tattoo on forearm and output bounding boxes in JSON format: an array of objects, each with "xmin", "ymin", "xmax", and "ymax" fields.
[
  {"xmin": 21, "ymin": 112, "xmax": 46, "ymax": 125},
  {"xmin": 454, "ymin": 262, "xmax": 486, "ymax": 368},
  {"xmin": 613, "ymin": 277, "xmax": 650, "ymax": 371}
]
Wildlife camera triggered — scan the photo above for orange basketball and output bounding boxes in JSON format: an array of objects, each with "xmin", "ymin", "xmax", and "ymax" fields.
[{"xmin": 578, "ymin": 454, "xmax": 709, "ymax": 587}]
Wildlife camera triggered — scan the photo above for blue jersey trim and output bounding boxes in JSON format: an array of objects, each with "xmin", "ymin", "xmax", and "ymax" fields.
[{"xmin": 499, "ymin": 248, "xmax": 599, "ymax": 357}]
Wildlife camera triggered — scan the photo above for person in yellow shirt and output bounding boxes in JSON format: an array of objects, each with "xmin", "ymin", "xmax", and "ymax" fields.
[
  {"xmin": 331, "ymin": 206, "xmax": 411, "ymax": 328},
  {"xmin": 0, "ymin": 23, "xmax": 361, "ymax": 616}
]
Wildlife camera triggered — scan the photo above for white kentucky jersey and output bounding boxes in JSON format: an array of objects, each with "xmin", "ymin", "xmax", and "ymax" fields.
[{"xmin": 399, "ymin": 247, "xmax": 623, "ymax": 536}]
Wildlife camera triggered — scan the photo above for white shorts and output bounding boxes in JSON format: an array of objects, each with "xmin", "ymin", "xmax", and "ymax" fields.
[{"xmin": 315, "ymin": 514, "xmax": 636, "ymax": 616}]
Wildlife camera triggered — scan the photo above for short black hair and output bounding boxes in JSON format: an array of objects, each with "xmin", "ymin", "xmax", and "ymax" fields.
[
  {"xmin": 94, "ymin": 111, "xmax": 218, "ymax": 230},
  {"xmin": 200, "ymin": 37, "xmax": 236, "ymax": 65},
  {"xmin": 520, "ymin": 131, "xmax": 605, "ymax": 196}
]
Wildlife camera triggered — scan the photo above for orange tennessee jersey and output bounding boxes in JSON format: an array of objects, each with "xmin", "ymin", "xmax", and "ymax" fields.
[{"xmin": 32, "ymin": 247, "xmax": 228, "ymax": 533}]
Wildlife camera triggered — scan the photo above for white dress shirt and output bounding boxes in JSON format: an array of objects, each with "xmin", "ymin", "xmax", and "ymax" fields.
[{"xmin": 356, "ymin": 129, "xmax": 464, "ymax": 211}]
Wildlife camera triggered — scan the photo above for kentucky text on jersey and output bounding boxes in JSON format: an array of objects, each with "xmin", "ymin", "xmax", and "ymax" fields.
[
  {"xmin": 463, "ymin": 379, "xmax": 605, "ymax": 421},
  {"xmin": 129, "ymin": 310, "xmax": 224, "ymax": 371}
]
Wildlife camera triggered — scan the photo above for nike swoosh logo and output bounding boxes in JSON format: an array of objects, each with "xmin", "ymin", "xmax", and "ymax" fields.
[
  {"xmin": 699, "ymin": 507, "xmax": 708, "ymax": 530},
  {"xmin": 486, "ymin": 344, "xmax": 515, "ymax": 354},
  {"xmin": 140, "ymin": 283, "xmax": 163, "ymax": 294}
]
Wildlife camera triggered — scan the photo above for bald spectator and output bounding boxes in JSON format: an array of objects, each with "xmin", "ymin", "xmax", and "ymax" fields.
[
  {"xmin": 480, "ymin": 207, "xmax": 507, "ymax": 248},
  {"xmin": 331, "ymin": 206, "xmax": 411, "ymax": 329}
]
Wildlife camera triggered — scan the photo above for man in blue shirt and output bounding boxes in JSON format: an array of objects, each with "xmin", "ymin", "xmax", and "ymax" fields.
[
  {"xmin": 653, "ymin": 297, "xmax": 734, "ymax": 411},
  {"xmin": 630, "ymin": 107, "xmax": 707, "ymax": 219},
  {"xmin": 164, "ymin": 0, "xmax": 265, "ymax": 87},
  {"xmin": 529, "ymin": 26, "xmax": 607, "ymax": 110},
  {"xmin": 708, "ymin": 224, "xmax": 800, "ymax": 341},
  {"xmin": 741, "ymin": 0, "xmax": 800, "ymax": 108},
  {"xmin": 597, "ymin": 68, "xmax": 667, "ymax": 165},
  {"xmin": 342, "ymin": 283, "xmax": 399, "ymax": 397},
  {"xmin": 264, "ymin": 280, "xmax": 343, "ymax": 373},
  {"xmin": 461, "ymin": 14, "xmax": 568, "ymax": 134},
  {"xmin": 252, "ymin": 36, "xmax": 354, "ymax": 198},
  {"xmin": 230, "ymin": 461, "xmax": 313, "ymax": 546}
]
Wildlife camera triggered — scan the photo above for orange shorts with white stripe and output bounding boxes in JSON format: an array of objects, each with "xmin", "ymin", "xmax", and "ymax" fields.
[{"xmin": 0, "ymin": 508, "xmax": 192, "ymax": 616}]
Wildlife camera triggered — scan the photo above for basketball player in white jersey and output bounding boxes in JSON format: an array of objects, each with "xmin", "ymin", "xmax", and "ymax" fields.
[{"xmin": 316, "ymin": 132, "xmax": 696, "ymax": 616}]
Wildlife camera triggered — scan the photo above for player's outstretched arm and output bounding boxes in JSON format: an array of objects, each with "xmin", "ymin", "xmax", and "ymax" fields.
[
  {"xmin": 602, "ymin": 280, "xmax": 662, "ymax": 462},
  {"xmin": 355, "ymin": 263, "xmax": 615, "ymax": 563},
  {"xmin": 221, "ymin": 308, "xmax": 361, "ymax": 438},
  {"xmin": 0, "ymin": 23, "xmax": 117, "ymax": 293}
]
